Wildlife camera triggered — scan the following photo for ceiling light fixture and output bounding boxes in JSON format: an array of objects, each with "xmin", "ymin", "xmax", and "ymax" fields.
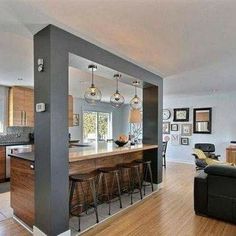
[
  {"xmin": 84, "ymin": 64, "xmax": 102, "ymax": 104},
  {"xmin": 110, "ymin": 73, "xmax": 125, "ymax": 108},
  {"xmin": 130, "ymin": 81, "xmax": 142, "ymax": 110}
]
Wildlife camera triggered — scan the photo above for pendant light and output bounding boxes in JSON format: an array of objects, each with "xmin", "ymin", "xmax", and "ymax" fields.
[
  {"xmin": 130, "ymin": 81, "xmax": 142, "ymax": 110},
  {"xmin": 110, "ymin": 73, "xmax": 125, "ymax": 108},
  {"xmin": 84, "ymin": 64, "xmax": 102, "ymax": 104}
]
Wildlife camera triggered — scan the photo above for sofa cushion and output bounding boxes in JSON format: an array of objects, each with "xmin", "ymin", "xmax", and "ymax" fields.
[{"xmin": 204, "ymin": 165, "xmax": 236, "ymax": 178}]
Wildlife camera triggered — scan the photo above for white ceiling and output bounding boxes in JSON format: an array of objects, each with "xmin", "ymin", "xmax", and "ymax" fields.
[{"xmin": 1, "ymin": 0, "xmax": 236, "ymax": 96}]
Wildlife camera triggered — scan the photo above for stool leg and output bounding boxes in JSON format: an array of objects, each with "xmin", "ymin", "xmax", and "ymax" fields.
[
  {"xmin": 80, "ymin": 182, "xmax": 87, "ymax": 214},
  {"xmin": 148, "ymin": 163, "xmax": 154, "ymax": 192},
  {"xmin": 104, "ymin": 174, "xmax": 111, "ymax": 215},
  {"xmin": 89, "ymin": 179, "xmax": 99, "ymax": 224},
  {"xmin": 143, "ymin": 165, "xmax": 148, "ymax": 196},
  {"xmin": 135, "ymin": 167, "xmax": 143, "ymax": 200},
  {"xmin": 97, "ymin": 173, "xmax": 103, "ymax": 202},
  {"xmin": 115, "ymin": 171, "xmax": 122, "ymax": 209},
  {"xmin": 126, "ymin": 169, "xmax": 133, "ymax": 205},
  {"xmin": 69, "ymin": 181, "xmax": 76, "ymax": 214}
]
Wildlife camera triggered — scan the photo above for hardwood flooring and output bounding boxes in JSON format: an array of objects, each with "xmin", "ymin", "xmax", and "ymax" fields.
[
  {"xmin": 0, "ymin": 162, "xmax": 236, "ymax": 235},
  {"xmin": 83, "ymin": 162, "xmax": 236, "ymax": 236}
]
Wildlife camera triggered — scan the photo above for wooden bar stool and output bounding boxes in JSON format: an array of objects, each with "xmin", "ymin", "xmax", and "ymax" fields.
[
  {"xmin": 97, "ymin": 167, "xmax": 122, "ymax": 215},
  {"xmin": 69, "ymin": 171, "xmax": 99, "ymax": 232},
  {"xmin": 134, "ymin": 159, "xmax": 154, "ymax": 195},
  {"xmin": 117, "ymin": 162, "xmax": 143, "ymax": 205}
]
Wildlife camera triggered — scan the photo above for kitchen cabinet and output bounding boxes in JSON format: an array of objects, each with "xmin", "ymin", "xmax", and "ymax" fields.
[
  {"xmin": 9, "ymin": 86, "xmax": 73, "ymax": 127},
  {"xmin": 226, "ymin": 146, "xmax": 236, "ymax": 164},
  {"xmin": 9, "ymin": 86, "xmax": 34, "ymax": 127},
  {"xmin": 68, "ymin": 95, "xmax": 73, "ymax": 127},
  {"xmin": 0, "ymin": 147, "xmax": 6, "ymax": 182}
]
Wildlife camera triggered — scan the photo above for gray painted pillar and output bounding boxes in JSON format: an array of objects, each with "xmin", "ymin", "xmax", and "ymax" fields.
[
  {"xmin": 143, "ymin": 85, "xmax": 163, "ymax": 183},
  {"xmin": 34, "ymin": 26, "xmax": 69, "ymax": 235}
]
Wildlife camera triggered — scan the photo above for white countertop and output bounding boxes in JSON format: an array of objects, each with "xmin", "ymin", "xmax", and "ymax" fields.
[{"xmin": 69, "ymin": 142, "xmax": 158, "ymax": 162}]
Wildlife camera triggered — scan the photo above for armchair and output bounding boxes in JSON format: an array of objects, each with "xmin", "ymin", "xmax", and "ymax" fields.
[{"xmin": 192, "ymin": 143, "xmax": 220, "ymax": 170}]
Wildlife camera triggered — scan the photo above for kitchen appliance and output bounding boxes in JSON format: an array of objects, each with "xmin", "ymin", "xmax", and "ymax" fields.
[{"xmin": 6, "ymin": 145, "xmax": 32, "ymax": 178}]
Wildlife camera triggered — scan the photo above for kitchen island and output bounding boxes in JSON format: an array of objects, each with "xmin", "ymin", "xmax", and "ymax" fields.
[{"xmin": 10, "ymin": 143, "xmax": 158, "ymax": 229}]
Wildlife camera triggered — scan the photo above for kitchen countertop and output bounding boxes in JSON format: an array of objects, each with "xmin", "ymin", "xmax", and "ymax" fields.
[
  {"xmin": 9, "ymin": 143, "xmax": 158, "ymax": 163},
  {"xmin": 0, "ymin": 141, "xmax": 33, "ymax": 147}
]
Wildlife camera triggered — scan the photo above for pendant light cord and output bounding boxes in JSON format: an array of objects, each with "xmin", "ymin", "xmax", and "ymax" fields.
[{"xmin": 91, "ymin": 67, "xmax": 94, "ymax": 86}]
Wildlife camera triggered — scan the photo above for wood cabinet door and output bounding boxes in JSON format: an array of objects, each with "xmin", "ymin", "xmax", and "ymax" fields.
[
  {"xmin": 9, "ymin": 87, "xmax": 25, "ymax": 126},
  {"xmin": 24, "ymin": 89, "xmax": 34, "ymax": 126},
  {"xmin": 68, "ymin": 95, "xmax": 73, "ymax": 127},
  {"xmin": 0, "ymin": 147, "xmax": 6, "ymax": 181}
]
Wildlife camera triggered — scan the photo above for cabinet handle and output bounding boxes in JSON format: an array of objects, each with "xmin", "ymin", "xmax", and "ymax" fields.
[
  {"xmin": 24, "ymin": 111, "xmax": 27, "ymax": 125},
  {"xmin": 21, "ymin": 111, "xmax": 23, "ymax": 125},
  {"xmin": 30, "ymin": 164, "xmax": 34, "ymax": 170}
]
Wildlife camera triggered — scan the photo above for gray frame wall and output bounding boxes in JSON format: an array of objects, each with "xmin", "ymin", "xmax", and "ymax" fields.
[{"xmin": 34, "ymin": 24, "xmax": 163, "ymax": 235}]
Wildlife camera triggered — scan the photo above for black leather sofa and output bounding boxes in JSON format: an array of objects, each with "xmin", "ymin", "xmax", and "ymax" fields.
[{"xmin": 194, "ymin": 165, "xmax": 236, "ymax": 223}]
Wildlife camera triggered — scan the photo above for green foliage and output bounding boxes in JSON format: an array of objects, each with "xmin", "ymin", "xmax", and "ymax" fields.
[{"xmin": 83, "ymin": 111, "xmax": 109, "ymax": 141}]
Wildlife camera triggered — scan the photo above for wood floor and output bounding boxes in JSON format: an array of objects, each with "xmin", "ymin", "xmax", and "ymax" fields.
[
  {"xmin": 0, "ymin": 162, "xmax": 236, "ymax": 235},
  {"xmin": 83, "ymin": 162, "xmax": 236, "ymax": 236}
]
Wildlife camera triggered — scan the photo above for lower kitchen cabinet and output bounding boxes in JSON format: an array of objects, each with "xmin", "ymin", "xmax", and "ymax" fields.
[{"xmin": 0, "ymin": 147, "xmax": 6, "ymax": 182}]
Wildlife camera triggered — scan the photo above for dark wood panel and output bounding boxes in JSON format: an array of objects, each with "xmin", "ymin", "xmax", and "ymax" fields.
[
  {"xmin": 10, "ymin": 157, "xmax": 34, "ymax": 228},
  {"xmin": 0, "ymin": 147, "xmax": 6, "ymax": 182}
]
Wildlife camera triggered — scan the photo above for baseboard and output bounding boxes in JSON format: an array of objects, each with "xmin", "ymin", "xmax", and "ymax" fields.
[
  {"xmin": 33, "ymin": 226, "xmax": 71, "ymax": 236},
  {"xmin": 13, "ymin": 215, "xmax": 33, "ymax": 234}
]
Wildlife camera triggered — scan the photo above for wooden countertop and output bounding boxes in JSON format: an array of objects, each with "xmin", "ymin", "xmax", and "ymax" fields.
[
  {"xmin": 69, "ymin": 143, "xmax": 158, "ymax": 162},
  {"xmin": 9, "ymin": 143, "xmax": 158, "ymax": 163}
]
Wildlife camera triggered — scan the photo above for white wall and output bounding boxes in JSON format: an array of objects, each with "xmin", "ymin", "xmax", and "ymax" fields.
[
  {"xmin": 69, "ymin": 97, "xmax": 130, "ymax": 142},
  {"xmin": 163, "ymin": 91, "xmax": 236, "ymax": 164}
]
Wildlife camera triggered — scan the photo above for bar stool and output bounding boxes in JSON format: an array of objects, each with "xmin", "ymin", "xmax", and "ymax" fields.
[
  {"xmin": 133, "ymin": 159, "xmax": 154, "ymax": 195},
  {"xmin": 69, "ymin": 171, "xmax": 99, "ymax": 232},
  {"xmin": 117, "ymin": 162, "xmax": 143, "ymax": 205},
  {"xmin": 97, "ymin": 167, "xmax": 122, "ymax": 215}
]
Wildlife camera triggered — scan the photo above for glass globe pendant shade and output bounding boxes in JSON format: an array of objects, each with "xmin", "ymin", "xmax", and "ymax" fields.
[
  {"xmin": 130, "ymin": 95, "xmax": 142, "ymax": 110},
  {"xmin": 110, "ymin": 73, "xmax": 125, "ymax": 108},
  {"xmin": 110, "ymin": 90, "xmax": 125, "ymax": 108},
  {"xmin": 130, "ymin": 81, "xmax": 142, "ymax": 110},
  {"xmin": 84, "ymin": 64, "xmax": 102, "ymax": 104},
  {"xmin": 84, "ymin": 84, "xmax": 102, "ymax": 105}
]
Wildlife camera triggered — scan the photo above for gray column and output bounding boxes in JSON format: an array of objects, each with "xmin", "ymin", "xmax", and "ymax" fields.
[{"xmin": 34, "ymin": 26, "xmax": 69, "ymax": 235}]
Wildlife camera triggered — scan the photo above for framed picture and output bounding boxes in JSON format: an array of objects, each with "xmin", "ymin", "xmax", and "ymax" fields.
[
  {"xmin": 163, "ymin": 122, "xmax": 170, "ymax": 134},
  {"xmin": 171, "ymin": 134, "xmax": 179, "ymax": 145},
  {"xmin": 181, "ymin": 124, "xmax": 192, "ymax": 136},
  {"xmin": 181, "ymin": 137, "xmax": 189, "ymax": 145},
  {"xmin": 73, "ymin": 114, "xmax": 80, "ymax": 126},
  {"xmin": 173, "ymin": 108, "xmax": 189, "ymax": 122},
  {"xmin": 171, "ymin": 124, "xmax": 179, "ymax": 131}
]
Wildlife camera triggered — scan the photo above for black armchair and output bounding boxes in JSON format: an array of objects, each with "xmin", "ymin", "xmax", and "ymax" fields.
[{"xmin": 192, "ymin": 143, "xmax": 220, "ymax": 170}]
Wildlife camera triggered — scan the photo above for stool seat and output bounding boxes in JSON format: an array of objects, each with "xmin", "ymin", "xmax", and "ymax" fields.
[
  {"xmin": 133, "ymin": 159, "xmax": 151, "ymax": 164},
  {"xmin": 69, "ymin": 172, "xmax": 97, "ymax": 182},
  {"xmin": 98, "ymin": 167, "xmax": 119, "ymax": 173},
  {"xmin": 117, "ymin": 162, "xmax": 140, "ymax": 169}
]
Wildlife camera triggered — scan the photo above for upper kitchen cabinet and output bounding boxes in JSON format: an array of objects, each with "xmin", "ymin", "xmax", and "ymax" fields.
[
  {"xmin": 9, "ymin": 86, "xmax": 73, "ymax": 127},
  {"xmin": 68, "ymin": 95, "xmax": 73, "ymax": 127},
  {"xmin": 9, "ymin": 86, "xmax": 34, "ymax": 127}
]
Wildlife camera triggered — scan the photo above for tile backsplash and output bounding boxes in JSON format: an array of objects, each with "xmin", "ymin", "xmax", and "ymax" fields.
[{"xmin": 0, "ymin": 126, "xmax": 34, "ymax": 144}]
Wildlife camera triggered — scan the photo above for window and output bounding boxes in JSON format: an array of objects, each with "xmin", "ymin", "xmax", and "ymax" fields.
[{"xmin": 83, "ymin": 111, "xmax": 112, "ymax": 142}]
